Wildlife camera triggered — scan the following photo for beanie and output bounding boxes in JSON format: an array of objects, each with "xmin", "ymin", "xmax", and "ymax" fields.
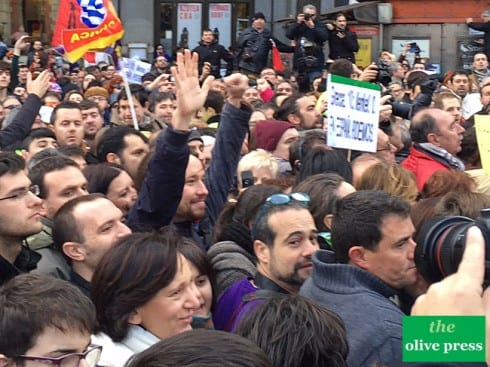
[
  {"xmin": 85, "ymin": 86, "xmax": 109, "ymax": 99},
  {"xmin": 254, "ymin": 120, "xmax": 294, "ymax": 152},
  {"xmin": 252, "ymin": 12, "xmax": 266, "ymax": 22}
]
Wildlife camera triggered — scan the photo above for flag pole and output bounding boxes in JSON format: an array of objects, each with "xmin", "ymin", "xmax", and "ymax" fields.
[{"xmin": 120, "ymin": 69, "xmax": 140, "ymax": 131}]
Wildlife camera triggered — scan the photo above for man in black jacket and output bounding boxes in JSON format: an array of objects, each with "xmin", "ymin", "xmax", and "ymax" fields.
[
  {"xmin": 467, "ymin": 10, "xmax": 490, "ymax": 61},
  {"xmin": 235, "ymin": 12, "xmax": 294, "ymax": 78},
  {"xmin": 327, "ymin": 12, "xmax": 359, "ymax": 64},
  {"xmin": 192, "ymin": 29, "xmax": 234, "ymax": 79},
  {"xmin": 286, "ymin": 4, "xmax": 329, "ymax": 89}
]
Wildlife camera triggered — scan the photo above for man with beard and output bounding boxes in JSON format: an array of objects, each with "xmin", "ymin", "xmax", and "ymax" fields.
[
  {"xmin": 327, "ymin": 12, "xmax": 359, "ymax": 63},
  {"xmin": 446, "ymin": 70, "xmax": 482, "ymax": 119},
  {"xmin": 213, "ymin": 194, "xmax": 319, "ymax": 331},
  {"xmin": 276, "ymin": 94, "xmax": 322, "ymax": 130},
  {"xmin": 79, "ymin": 99, "xmax": 104, "ymax": 153}
]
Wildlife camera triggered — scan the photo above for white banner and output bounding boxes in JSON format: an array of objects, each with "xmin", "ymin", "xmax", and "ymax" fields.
[{"xmin": 326, "ymin": 74, "xmax": 380, "ymax": 152}]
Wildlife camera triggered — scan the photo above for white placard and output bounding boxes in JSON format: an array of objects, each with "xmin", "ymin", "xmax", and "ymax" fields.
[
  {"xmin": 177, "ymin": 3, "xmax": 202, "ymax": 49},
  {"xmin": 120, "ymin": 58, "xmax": 152, "ymax": 84},
  {"xmin": 209, "ymin": 3, "xmax": 232, "ymax": 49},
  {"xmin": 326, "ymin": 74, "xmax": 380, "ymax": 152}
]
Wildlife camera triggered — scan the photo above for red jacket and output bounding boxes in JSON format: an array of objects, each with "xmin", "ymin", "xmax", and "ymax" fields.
[{"xmin": 401, "ymin": 146, "xmax": 450, "ymax": 191}]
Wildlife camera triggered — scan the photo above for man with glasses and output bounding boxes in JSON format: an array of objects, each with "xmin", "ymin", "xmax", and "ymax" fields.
[
  {"xmin": 0, "ymin": 153, "xmax": 43, "ymax": 286},
  {"xmin": 0, "ymin": 273, "xmax": 101, "ymax": 367},
  {"xmin": 214, "ymin": 192, "xmax": 319, "ymax": 331}
]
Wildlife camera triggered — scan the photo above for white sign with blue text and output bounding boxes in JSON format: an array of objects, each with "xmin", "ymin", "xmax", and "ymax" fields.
[{"xmin": 326, "ymin": 74, "xmax": 380, "ymax": 152}]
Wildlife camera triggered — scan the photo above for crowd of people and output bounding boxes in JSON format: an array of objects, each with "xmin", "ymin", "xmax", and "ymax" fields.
[{"xmin": 1, "ymin": 4, "xmax": 490, "ymax": 367}]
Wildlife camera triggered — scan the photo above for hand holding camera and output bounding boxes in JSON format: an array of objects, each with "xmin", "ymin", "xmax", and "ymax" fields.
[{"xmin": 297, "ymin": 13, "xmax": 315, "ymax": 27}]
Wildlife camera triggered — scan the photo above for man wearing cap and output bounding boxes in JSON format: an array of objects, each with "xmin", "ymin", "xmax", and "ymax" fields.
[
  {"xmin": 254, "ymin": 120, "xmax": 299, "ymax": 176},
  {"xmin": 467, "ymin": 10, "xmax": 490, "ymax": 61},
  {"xmin": 85, "ymin": 86, "xmax": 110, "ymax": 125},
  {"xmin": 235, "ymin": 12, "xmax": 294, "ymax": 78}
]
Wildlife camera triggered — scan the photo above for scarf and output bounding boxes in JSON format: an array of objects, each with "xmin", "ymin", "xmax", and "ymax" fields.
[{"xmin": 418, "ymin": 143, "xmax": 465, "ymax": 171}]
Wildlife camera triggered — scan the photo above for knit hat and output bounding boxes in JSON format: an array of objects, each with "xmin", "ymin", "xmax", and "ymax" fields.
[
  {"xmin": 252, "ymin": 12, "xmax": 266, "ymax": 21},
  {"xmin": 254, "ymin": 120, "xmax": 294, "ymax": 152},
  {"xmin": 84, "ymin": 86, "xmax": 109, "ymax": 99}
]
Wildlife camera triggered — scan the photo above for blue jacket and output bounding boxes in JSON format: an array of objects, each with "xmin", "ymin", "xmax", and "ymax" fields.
[
  {"xmin": 301, "ymin": 250, "xmax": 483, "ymax": 367},
  {"xmin": 126, "ymin": 101, "xmax": 252, "ymax": 250},
  {"xmin": 126, "ymin": 126, "xmax": 189, "ymax": 231}
]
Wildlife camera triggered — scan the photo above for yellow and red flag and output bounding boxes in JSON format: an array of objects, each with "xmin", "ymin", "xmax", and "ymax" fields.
[{"xmin": 52, "ymin": 0, "xmax": 124, "ymax": 63}]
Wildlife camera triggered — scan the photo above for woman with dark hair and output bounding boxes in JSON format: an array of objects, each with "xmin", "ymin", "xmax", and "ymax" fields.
[
  {"xmin": 83, "ymin": 163, "xmax": 137, "ymax": 215},
  {"xmin": 208, "ymin": 184, "xmax": 282, "ymax": 298},
  {"xmin": 126, "ymin": 329, "xmax": 272, "ymax": 367},
  {"xmin": 295, "ymin": 147, "xmax": 353, "ymax": 185},
  {"xmin": 91, "ymin": 229, "xmax": 209, "ymax": 366},
  {"xmin": 293, "ymin": 173, "xmax": 355, "ymax": 249},
  {"xmin": 177, "ymin": 240, "xmax": 215, "ymax": 329}
]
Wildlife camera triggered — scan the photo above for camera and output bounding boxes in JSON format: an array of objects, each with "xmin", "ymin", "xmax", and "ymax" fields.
[
  {"xmin": 304, "ymin": 13, "xmax": 312, "ymax": 21},
  {"xmin": 241, "ymin": 170, "xmax": 255, "ymax": 188},
  {"xmin": 415, "ymin": 209, "xmax": 490, "ymax": 283},
  {"xmin": 376, "ymin": 59, "xmax": 392, "ymax": 87}
]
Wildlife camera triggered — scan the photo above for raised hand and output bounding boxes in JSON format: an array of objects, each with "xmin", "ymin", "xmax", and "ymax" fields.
[
  {"xmin": 171, "ymin": 49, "xmax": 214, "ymax": 129},
  {"xmin": 26, "ymin": 70, "xmax": 51, "ymax": 99}
]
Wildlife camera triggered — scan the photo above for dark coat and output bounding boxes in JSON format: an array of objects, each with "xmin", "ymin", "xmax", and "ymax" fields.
[
  {"xmin": 235, "ymin": 27, "xmax": 294, "ymax": 74},
  {"xmin": 468, "ymin": 21, "xmax": 490, "ymax": 57},
  {"xmin": 327, "ymin": 26, "xmax": 359, "ymax": 63},
  {"xmin": 192, "ymin": 40, "xmax": 234, "ymax": 78},
  {"xmin": 286, "ymin": 20, "xmax": 329, "ymax": 72}
]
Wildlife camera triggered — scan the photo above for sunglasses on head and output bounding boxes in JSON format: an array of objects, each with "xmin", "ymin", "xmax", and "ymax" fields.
[{"xmin": 252, "ymin": 192, "xmax": 310, "ymax": 239}]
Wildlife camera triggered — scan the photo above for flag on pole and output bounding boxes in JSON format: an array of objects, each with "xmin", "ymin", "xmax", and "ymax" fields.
[{"xmin": 52, "ymin": 0, "xmax": 124, "ymax": 63}]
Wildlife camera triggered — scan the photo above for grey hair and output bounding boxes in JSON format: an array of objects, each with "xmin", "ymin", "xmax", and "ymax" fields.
[{"xmin": 303, "ymin": 4, "xmax": 317, "ymax": 12}]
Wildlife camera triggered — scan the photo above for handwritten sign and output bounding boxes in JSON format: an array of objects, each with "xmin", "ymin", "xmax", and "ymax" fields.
[
  {"xmin": 120, "ymin": 58, "xmax": 151, "ymax": 84},
  {"xmin": 326, "ymin": 74, "xmax": 380, "ymax": 152},
  {"xmin": 474, "ymin": 115, "xmax": 490, "ymax": 174}
]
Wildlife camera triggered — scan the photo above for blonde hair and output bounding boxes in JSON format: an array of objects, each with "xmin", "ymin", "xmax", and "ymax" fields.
[
  {"xmin": 237, "ymin": 149, "xmax": 279, "ymax": 187},
  {"xmin": 356, "ymin": 162, "xmax": 418, "ymax": 203}
]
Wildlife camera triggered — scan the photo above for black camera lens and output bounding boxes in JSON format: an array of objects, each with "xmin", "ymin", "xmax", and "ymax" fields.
[
  {"xmin": 415, "ymin": 209, "xmax": 490, "ymax": 283},
  {"xmin": 304, "ymin": 13, "xmax": 312, "ymax": 21}
]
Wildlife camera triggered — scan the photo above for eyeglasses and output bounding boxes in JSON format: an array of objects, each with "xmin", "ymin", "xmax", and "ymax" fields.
[
  {"xmin": 114, "ymin": 84, "xmax": 123, "ymax": 89},
  {"xmin": 252, "ymin": 192, "xmax": 310, "ymax": 239},
  {"xmin": 0, "ymin": 184, "xmax": 40, "ymax": 201},
  {"xmin": 15, "ymin": 344, "xmax": 102, "ymax": 367}
]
